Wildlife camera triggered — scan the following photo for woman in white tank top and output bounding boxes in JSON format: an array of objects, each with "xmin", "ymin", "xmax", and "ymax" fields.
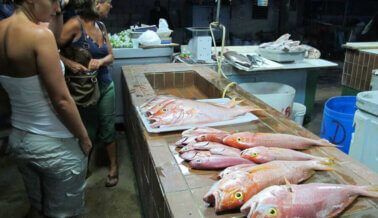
[{"xmin": 0, "ymin": 0, "xmax": 92, "ymax": 217}]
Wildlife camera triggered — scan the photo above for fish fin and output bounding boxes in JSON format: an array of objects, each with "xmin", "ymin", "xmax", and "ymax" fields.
[
  {"xmin": 360, "ymin": 185, "xmax": 378, "ymax": 198},
  {"xmin": 284, "ymin": 176, "xmax": 293, "ymax": 193},
  {"xmin": 267, "ymin": 147, "xmax": 286, "ymax": 153},
  {"xmin": 247, "ymin": 165, "xmax": 279, "ymax": 174}
]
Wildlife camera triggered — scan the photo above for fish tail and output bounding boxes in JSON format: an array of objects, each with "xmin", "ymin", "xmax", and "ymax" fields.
[
  {"xmin": 311, "ymin": 160, "xmax": 335, "ymax": 171},
  {"xmin": 225, "ymin": 97, "xmax": 244, "ymax": 108},
  {"xmin": 242, "ymin": 105, "xmax": 262, "ymax": 113},
  {"xmin": 317, "ymin": 139, "xmax": 342, "ymax": 148},
  {"xmin": 360, "ymin": 185, "xmax": 378, "ymax": 198},
  {"xmin": 319, "ymin": 156, "xmax": 335, "ymax": 165}
]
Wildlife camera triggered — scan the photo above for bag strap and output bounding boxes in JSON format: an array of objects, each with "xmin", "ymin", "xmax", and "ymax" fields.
[
  {"xmin": 96, "ymin": 21, "xmax": 107, "ymax": 44},
  {"xmin": 76, "ymin": 16, "xmax": 90, "ymax": 49}
]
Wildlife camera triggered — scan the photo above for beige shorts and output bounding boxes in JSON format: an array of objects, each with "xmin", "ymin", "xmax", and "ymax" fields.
[{"xmin": 8, "ymin": 128, "xmax": 87, "ymax": 217}]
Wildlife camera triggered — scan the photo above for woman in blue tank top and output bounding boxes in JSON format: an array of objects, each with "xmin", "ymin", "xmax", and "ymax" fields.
[{"xmin": 59, "ymin": 0, "xmax": 119, "ymax": 187}]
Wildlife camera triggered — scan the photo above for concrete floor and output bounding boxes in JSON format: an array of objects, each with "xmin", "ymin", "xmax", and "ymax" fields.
[{"xmin": 0, "ymin": 66, "xmax": 342, "ymax": 218}]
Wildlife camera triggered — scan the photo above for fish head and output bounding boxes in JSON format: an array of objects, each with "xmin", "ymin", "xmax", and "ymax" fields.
[
  {"xmin": 241, "ymin": 147, "xmax": 263, "ymax": 163},
  {"xmin": 192, "ymin": 141, "xmax": 210, "ymax": 149},
  {"xmin": 146, "ymin": 99, "xmax": 174, "ymax": 116},
  {"xmin": 179, "ymin": 145, "xmax": 195, "ymax": 153},
  {"xmin": 248, "ymin": 203, "xmax": 281, "ymax": 218},
  {"xmin": 180, "ymin": 150, "xmax": 198, "ymax": 161},
  {"xmin": 223, "ymin": 132, "xmax": 255, "ymax": 149},
  {"xmin": 211, "ymin": 174, "xmax": 253, "ymax": 212},
  {"xmin": 241, "ymin": 186, "xmax": 286, "ymax": 218},
  {"xmin": 152, "ymin": 103, "xmax": 177, "ymax": 117},
  {"xmin": 214, "ymin": 186, "xmax": 250, "ymax": 212}
]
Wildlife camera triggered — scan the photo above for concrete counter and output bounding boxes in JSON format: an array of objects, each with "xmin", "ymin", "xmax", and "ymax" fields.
[{"xmin": 121, "ymin": 63, "xmax": 378, "ymax": 218}]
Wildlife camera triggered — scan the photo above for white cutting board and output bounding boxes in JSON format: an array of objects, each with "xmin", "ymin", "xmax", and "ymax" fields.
[{"xmin": 136, "ymin": 98, "xmax": 259, "ymax": 133}]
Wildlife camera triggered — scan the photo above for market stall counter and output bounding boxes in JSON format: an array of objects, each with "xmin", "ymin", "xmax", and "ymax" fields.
[
  {"xmin": 122, "ymin": 63, "xmax": 378, "ymax": 218},
  {"xmin": 179, "ymin": 45, "xmax": 338, "ymax": 122}
]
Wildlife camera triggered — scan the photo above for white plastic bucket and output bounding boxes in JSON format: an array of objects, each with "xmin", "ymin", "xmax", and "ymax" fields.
[
  {"xmin": 349, "ymin": 90, "xmax": 378, "ymax": 173},
  {"xmin": 290, "ymin": 102, "xmax": 307, "ymax": 126},
  {"xmin": 239, "ymin": 82, "xmax": 296, "ymax": 117}
]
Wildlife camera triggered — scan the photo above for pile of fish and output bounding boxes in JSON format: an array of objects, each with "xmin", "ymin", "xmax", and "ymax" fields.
[
  {"xmin": 140, "ymin": 95, "xmax": 257, "ymax": 128},
  {"xmin": 174, "ymin": 126, "xmax": 378, "ymax": 217},
  {"xmin": 259, "ymin": 33, "xmax": 321, "ymax": 58},
  {"xmin": 223, "ymin": 51, "xmax": 267, "ymax": 71}
]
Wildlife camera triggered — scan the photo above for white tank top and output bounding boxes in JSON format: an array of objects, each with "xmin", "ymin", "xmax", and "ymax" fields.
[{"xmin": 0, "ymin": 68, "xmax": 73, "ymax": 138}]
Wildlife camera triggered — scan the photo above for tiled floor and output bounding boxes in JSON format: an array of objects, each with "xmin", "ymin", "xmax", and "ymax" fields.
[{"xmin": 0, "ymin": 66, "xmax": 343, "ymax": 217}]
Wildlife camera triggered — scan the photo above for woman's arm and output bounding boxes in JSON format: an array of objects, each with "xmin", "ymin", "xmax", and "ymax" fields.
[
  {"xmin": 58, "ymin": 18, "xmax": 88, "ymax": 73},
  {"xmin": 60, "ymin": 53, "xmax": 88, "ymax": 73},
  {"xmin": 34, "ymin": 28, "xmax": 92, "ymax": 155},
  {"xmin": 58, "ymin": 17, "xmax": 80, "ymax": 48},
  {"xmin": 88, "ymin": 22, "xmax": 114, "ymax": 70}
]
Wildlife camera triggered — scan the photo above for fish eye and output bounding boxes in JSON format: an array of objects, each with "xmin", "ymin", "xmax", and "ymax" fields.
[
  {"xmin": 158, "ymin": 104, "xmax": 162, "ymax": 107},
  {"xmin": 161, "ymin": 108, "xmax": 168, "ymax": 112},
  {"xmin": 195, "ymin": 159, "xmax": 201, "ymax": 163},
  {"xmin": 268, "ymin": 208, "xmax": 277, "ymax": 216},
  {"xmin": 252, "ymin": 152, "xmax": 258, "ymax": 157},
  {"xmin": 234, "ymin": 192, "xmax": 243, "ymax": 199},
  {"xmin": 236, "ymin": 137, "xmax": 242, "ymax": 142}
]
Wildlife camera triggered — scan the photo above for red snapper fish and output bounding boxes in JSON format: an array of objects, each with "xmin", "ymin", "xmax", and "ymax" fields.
[
  {"xmin": 189, "ymin": 155, "xmax": 254, "ymax": 170},
  {"xmin": 183, "ymin": 127, "xmax": 231, "ymax": 144},
  {"xmin": 203, "ymin": 160, "xmax": 333, "ymax": 213},
  {"xmin": 241, "ymin": 183, "xmax": 378, "ymax": 218},
  {"xmin": 180, "ymin": 141, "xmax": 241, "ymax": 157},
  {"xmin": 148, "ymin": 99, "xmax": 257, "ymax": 128},
  {"xmin": 223, "ymin": 132, "xmax": 335, "ymax": 150},
  {"xmin": 241, "ymin": 146, "xmax": 333, "ymax": 164}
]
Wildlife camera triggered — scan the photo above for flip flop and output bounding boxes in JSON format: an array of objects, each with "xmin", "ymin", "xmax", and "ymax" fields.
[{"xmin": 105, "ymin": 174, "xmax": 119, "ymax": 187}]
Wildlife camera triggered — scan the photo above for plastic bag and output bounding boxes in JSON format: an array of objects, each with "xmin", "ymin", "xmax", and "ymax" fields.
[
  {"xmin": 157, "ymin": 18, "xmax": 171, "ymax": 32},
  {"xmin": 138, "ymin": 30, "xmax": 161, "ymax": 46}
]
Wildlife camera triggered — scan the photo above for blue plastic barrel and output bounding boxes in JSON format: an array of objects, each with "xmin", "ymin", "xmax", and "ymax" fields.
[{"xmin": 320, "ymin": 96, "xmax": 357, "ymax": 154}]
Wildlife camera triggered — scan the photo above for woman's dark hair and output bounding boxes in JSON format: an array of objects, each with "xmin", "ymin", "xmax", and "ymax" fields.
[{"xmin": 74, "ymin": 0, "xmax": 100, "ymax": 20}]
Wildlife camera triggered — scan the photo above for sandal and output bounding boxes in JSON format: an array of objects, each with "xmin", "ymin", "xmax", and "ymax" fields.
[{"xmin": 105, "ymin": 174, "xmax": 119, "ymax": 187}]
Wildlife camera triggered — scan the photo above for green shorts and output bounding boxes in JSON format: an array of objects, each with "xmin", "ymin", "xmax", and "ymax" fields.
[{"xmin": 79, "ymin": 82, "xmax": 116, "ymax": 144}]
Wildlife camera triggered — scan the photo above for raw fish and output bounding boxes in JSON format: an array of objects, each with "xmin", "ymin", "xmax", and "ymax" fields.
[
  {"xmin": 182, "ymin": 127, "xmax": 230, "ymax": 143},
  {"xmin": 241, "ymin": 146, "xmax": 333, "ymax": 164},
  {"xmin": 203, "ymin": 160, "xmax": 333, "ymax": 213},
  {"xmin": 148, "ymin": 99, "xmax": 257, "ymax": 128},
  {"xmin": 175, "ymin": 136, "xmax": 197, "ymax": 147},
  {"xmin": 241, "ymin": 183, "xmax": 378, "ymax": 218},
  {"xmin": 189, "ymin": 155, "xmax": 254, "ymax": 170},
  {"xmin": 223, "ymin": 132, "xmax": 334, "ymax": 150},
  {"xmin": 180, "ymin": 141, "xmax": 241, "ymax": 157}
]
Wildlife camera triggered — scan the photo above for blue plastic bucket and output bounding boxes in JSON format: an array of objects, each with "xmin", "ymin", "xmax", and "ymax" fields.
[{"xmin": 320, "ymin": 96, "xmax": 357, "ymax": 154}]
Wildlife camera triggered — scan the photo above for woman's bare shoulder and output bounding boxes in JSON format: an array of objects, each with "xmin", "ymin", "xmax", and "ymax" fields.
[{"xmin": 64, "ymin": 17, "xmax": 81, "ymax": 32}]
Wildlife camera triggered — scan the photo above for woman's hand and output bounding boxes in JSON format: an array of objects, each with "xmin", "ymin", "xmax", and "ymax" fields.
[
  {"xmin": 88, "ymin": 59, "xmax": 103, "ymax": 71},
  {"xmin": 79, "ymin": 136, "xmax": 92, "ymax": 156},
  {"xmin": 69, "ymin": 61, "xmax": 88, "ymax": 74}
]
